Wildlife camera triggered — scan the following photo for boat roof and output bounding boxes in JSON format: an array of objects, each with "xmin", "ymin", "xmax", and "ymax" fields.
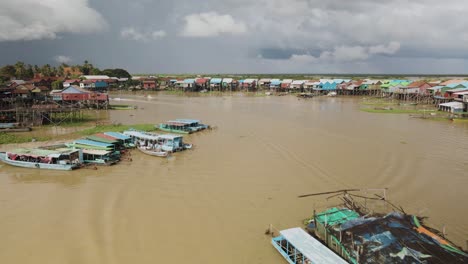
[
  {"xmin": 123, "ymin": 130, "xmax": 160, "ymax": 140},
  {"xmin": 74, "ymin": 139, "xmax": 114, "ymax": 148},
  {"xmin": 86, "ymin": 135, "xmax": 118, "ymax": 144},
  {"xmin": 82, "ymin": 149, "xmax": 111, "ymax": 155},
  {"xmin": 280, "ymin": 228, "xmax": 348, "ymax": 264},
  {"xmin": 174, "ymin": 119, "xmax": 200, "ymax": 124},
  {"xmin": 165, "ymin": 121, "xmax": 189, "ymax": 126},
  {"xmin": 9, "ymin": 148, "xmax": 76, "ymax": 157},
  {"xmin": 104, "ymin": 132, "xmax": 131, "ymax": 140},
  {"xmin": 158, "ymin": 134, "xmax": 182, "ymax": 140},
  {"xmin": 95, "ymin": 133, "xmax": 122, "ymax": 142}
]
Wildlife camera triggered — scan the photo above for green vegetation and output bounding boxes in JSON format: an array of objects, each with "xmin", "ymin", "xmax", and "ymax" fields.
[
  {"xmin": 0, "ymin": 132, "xmax": 51, "ymax": 145},
  {"xmin": 76, "ymin": 124, "xmax": 155, "ymax": 136}
]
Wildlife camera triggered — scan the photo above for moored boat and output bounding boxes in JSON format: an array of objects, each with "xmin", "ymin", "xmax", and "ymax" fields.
[
  {"xmin": 0, "ymin": 148, "xmax": 82, "ymax": 170},
  {"xmin": 137, "ymin": 146, "xmax": 168, "ymax": 157},
  {"xmin": 174, "ymin": 119, "xmax": 210, "ymax": 131},
  {"xmin": 104, "ymin": 132, "xmax": 135, "ymax": 148},
  {"xmin": 158, "ymin": 122, "xmax": 192, "ymax": 134},
  {"xmin": 82, "ymin": 149, "xmax": 118, "ymax": 165}
]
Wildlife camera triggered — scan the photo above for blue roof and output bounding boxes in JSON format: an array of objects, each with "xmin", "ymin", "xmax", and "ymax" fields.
[
  {"xmin": 270, "ymin": 79, "xmax": 281, "ymax": 85},
  {"xmin": 74, "ymin": 139, "xmax": 114, "ymax": 148},
  {"xmin": 104, "ymin": 132, "xmax": 131, "ymax": 140},
  {"xmin": 183, "ymin": 79, "xmax": 195, "ymax": 83},
  {"xmin": 210, "ymin": 78, "xmax": 222, "ymax": 84}
]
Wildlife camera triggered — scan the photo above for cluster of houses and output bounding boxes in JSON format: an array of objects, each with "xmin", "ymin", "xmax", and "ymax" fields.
[
  {"xmin": 1, "ymin": 74, "xmax": 468, "ymax": 114},
  {"xmin": 0, "ymin": 75, "xmax": 132, "ymax": 109}
]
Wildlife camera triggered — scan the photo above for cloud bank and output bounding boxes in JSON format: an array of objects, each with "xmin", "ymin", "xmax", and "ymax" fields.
[
  {"xmin": 181, "ymin": 12, "xmax": 247, "ymax": 37},
  {"xmin": 0, "ymin": 0, "xmax": 107, "ymax": 41}
]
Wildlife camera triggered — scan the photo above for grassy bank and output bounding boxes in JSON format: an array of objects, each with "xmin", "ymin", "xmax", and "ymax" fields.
[
  {"xmin": 0, "ymin": 123, "xmax": 155, "ymax": 145},
  {"xmin": 0, "ymin": 132, "xmax": 52, "ymax": 145}
]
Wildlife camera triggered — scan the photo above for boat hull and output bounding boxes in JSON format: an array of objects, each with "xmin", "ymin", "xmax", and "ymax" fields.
[
  {"xmin": 0, "ymin": 152, "xmax": 78, "ymax": 170},
  {"xmin": 137, "ymin": 147, "xmax": 169, "ymax": 157}
]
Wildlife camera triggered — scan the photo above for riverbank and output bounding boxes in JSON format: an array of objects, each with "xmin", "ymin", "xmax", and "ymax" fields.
[{"xmin": 0, "ymin": 123, "xmax": 155, "ymax": 149}]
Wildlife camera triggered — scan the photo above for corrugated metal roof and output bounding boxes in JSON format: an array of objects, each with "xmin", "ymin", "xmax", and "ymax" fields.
[
  {"xmin": 104, "ymin": 132, "xmax": 131, "ymax": 140},
  {"xmin": 210, "ymin": 78, "xmax": 222, "ymax": 84},
  {"xmin": 279, "ymin": 228, "xmax": 348, "ymax": 264},
  {"xmin": 291, "ymin": 80, "xmax": 305, "ymax": 85},
  {"xmin": 222, "ymin": 78, "xmax": 233, "ymax": 83},
  {"xmin": 183, "ymin": 79, "xmax": 195, "ymax": 83},
  {"xmin": 281, "ymin": 79, "xmax": 293, "ymax": 84},
  {"xmin": 270, "ymin": 79, "xmax": 281, "ymax": 85},
  {"xmin": 74, "ymin": 139, "xmax": 114, "ymax": 148}
]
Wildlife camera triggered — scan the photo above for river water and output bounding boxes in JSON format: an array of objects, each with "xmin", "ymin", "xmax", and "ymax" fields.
[{"xmin": 1, "ymin": 94, "xmax": 467, "ymax": 263}]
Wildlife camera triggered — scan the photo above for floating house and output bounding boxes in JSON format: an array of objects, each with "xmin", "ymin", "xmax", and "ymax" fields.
[
  {"xmin": 243, "ymin": 79, "xmax": 257, "ymax": 90},
  {"xmin": 281, "ymin": 79, "xmax": 293, "ymax": 90},
  {"xmin": 291, "ymin": 80, "xmax": 305, "ymax": 90},
  {"xmin": 269, "ymin": 79, "xmax": 281, "ymax": 90},
  {"xmin": 258, "ymin": 79, "xmax": 271, "ymax": 89},
  {"xmin": 209, "ymin": 78, "xmax": 222, "ymax": 89}
]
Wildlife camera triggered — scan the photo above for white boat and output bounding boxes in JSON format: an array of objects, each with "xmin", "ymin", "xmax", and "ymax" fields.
[
  {"xmin": 0, "ymin": 148, "xmax": 83, "ymax": 170},
  {"xmin": 137, "ymin": 146, "xmax": 168, "ymax": 157},
  {"xmin": 327, "ymin": 92, "xmax": 337, "ymax": 97}
]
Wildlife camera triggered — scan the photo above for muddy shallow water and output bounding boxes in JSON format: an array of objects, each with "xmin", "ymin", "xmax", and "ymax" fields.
[{"xmin": 1, "ymin": 94, "xmax": 467, "ymax": 263}]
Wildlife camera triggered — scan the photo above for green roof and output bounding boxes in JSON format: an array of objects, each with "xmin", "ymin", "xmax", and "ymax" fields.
[
  {"xmin": 86, "ymin": 135, "xmax": 117, "ymax": 144},
  {"xmin": 316, "ymin": 207, "xmax": 360, "ymax": 226}
]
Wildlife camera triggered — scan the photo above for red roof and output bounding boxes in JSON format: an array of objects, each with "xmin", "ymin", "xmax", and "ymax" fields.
[
  {"xmin": 407, "ymin": 81, "xmax": 429, "ymax": 88},
  {"xmin": 195, "ymin": 78, "xmax": 208, "ymax": 84}
]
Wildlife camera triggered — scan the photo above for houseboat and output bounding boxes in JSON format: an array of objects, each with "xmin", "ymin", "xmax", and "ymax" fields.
[
  {"xmin": 124, "ymin": 130, "xmax": 191, "ymax": 153},
  {"xmin": 0, "ymin": 148, "xmax": 83, "ymax": 170},
  {"xmin": 158, "ymin": 121, "xmax": 193, "ymax": 134},
  {"xmin": 272, "ymin": 227, "xmax": 347, "ymax": 264},
  {"xmin": 104, "ymin": 132, "xmax": 135, "ymax": 148},
  {"xmin": 82, "ymin": 149, "xmax": 118, "ymax": 165},
  {"xmin": 40, "ymin": 144, "xmax": 119, "ymax": 166},
  {"xmin": 174, "ymin": 119, "xmax": 210, "ymax": 131},
  {"xmin": 66, "ymin": 139, "xmax": 115, "ymax": 151}
]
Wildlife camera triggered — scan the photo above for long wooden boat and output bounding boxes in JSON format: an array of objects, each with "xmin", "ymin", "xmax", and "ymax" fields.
[
  {"xmin": 0, "ymin": 148, "xmax": 82, "ymax": 170},
  {"xmin": 137, "ymin": 146, "xmax": 168, "ymax": 157}
]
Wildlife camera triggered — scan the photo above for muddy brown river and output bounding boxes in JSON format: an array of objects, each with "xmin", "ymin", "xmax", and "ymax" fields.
[{"xmin": 1, "ymin": 93, "xmax": 467, "ymax": 263}]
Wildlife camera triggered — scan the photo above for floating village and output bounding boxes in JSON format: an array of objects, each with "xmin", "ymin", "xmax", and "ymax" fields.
[
  {"xmin": 1, "ymin": 75, "xmax": 468, "ymax": 131},
  {"xmin": 1, "ymin": 72, "xmax": 468, "ymax": 263}
]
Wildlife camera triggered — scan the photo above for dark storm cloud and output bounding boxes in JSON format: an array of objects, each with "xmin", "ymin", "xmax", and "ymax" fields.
[{"xmin": 1, "ymin": 0, "xmax": 468, "ymax": 73}]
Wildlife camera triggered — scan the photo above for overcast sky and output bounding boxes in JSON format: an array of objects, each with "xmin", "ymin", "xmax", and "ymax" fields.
[{"xmin": 1, "ymin": 0, "xmax": 468, "ymax": 74}]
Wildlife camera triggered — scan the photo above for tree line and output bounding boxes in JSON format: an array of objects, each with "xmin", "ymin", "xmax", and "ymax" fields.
[{"xmin": 0, "ymin": 61, "xmax": 131, "ymax": 85}]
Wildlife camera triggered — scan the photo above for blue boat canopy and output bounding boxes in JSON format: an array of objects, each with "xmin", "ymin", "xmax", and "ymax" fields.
[
  {"xmin": 104, "ymin": 132, "xmax": 131, "ymax": 140},
  {"xmin": 184, "ymin": 79, "xmax": 195, "ymax": 83},
  {"xmin": 279, "ymin": 228, "xmax": 347, "ymax": 264},
  {"xmin": 210, "ymin": 78, "xmax": 222, "ymax": 84},
  {"xmin": 74, "ymin": 139, "xmax": 114, "ymax": 148}
]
